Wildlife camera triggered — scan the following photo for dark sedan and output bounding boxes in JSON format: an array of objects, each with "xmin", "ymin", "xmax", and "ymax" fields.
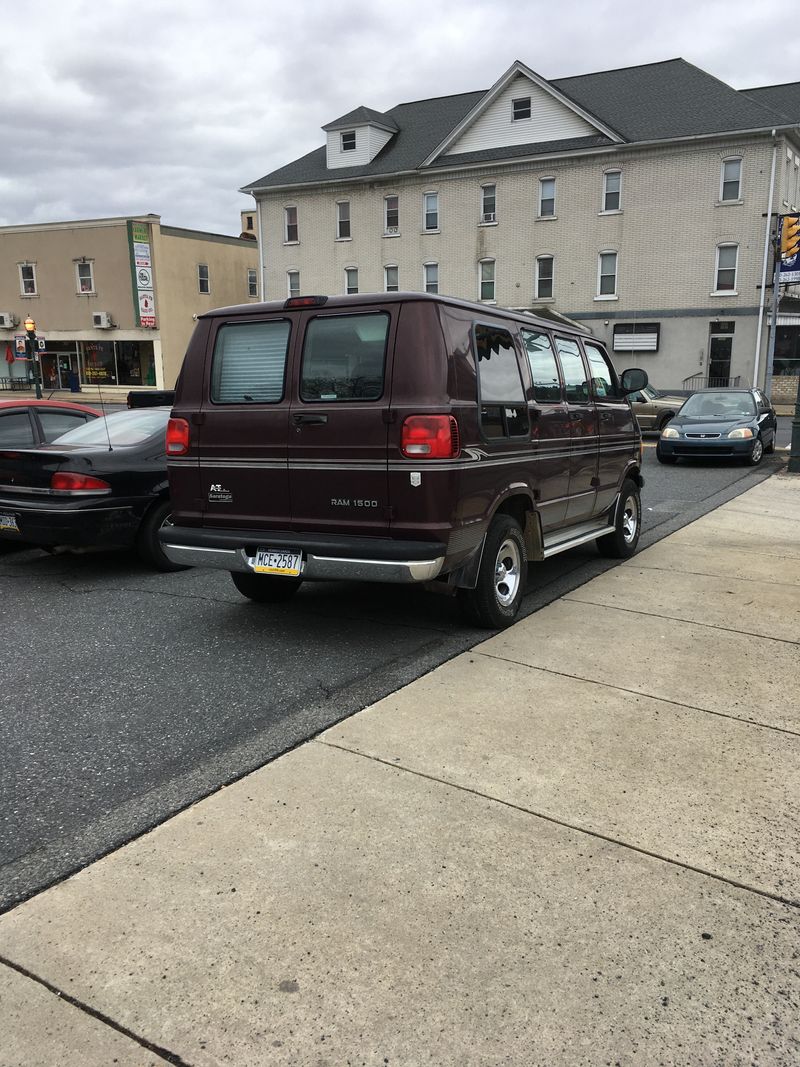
[
  {"xmin": 656, "ymin": 388, "xmax": 777, "ymax": 465},
  {"xmin": 0, "ymin": 407, "xmax": 183, "ymax": 570}
]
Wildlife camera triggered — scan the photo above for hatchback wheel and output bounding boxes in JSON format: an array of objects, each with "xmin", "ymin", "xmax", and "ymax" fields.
[
  {"xmin": 746, "ymin": 436, "xmax": 764, "ymax": 466},
  {"xmin": 458, "ymin": 513, "xmax": 527, "ymax": 629},
  {"xmin": 597, "ymin": 479, "xmax": 641, "ymax": 559},
  {"xmin": 231, "ymin": 570, "xmax": 303, "ymax": 603}
]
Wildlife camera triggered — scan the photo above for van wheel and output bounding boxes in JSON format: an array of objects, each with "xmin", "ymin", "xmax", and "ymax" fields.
[
  {"xmin": 458, "ymin": 514, "xmax": 527, "ymax": 629},
  {"xmin": 231, "ymin": 571, "xmax": 303, "ymax": 603},
  {"xmin": 137, "ymin": 499, "xmax": 189, "ymax": 572},
  {"xmin": 597, "ymin": 479, "xmax": 641, "ymax": 559}
]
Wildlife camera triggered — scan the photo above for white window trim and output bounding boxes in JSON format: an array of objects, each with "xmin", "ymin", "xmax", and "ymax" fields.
[
  {"xmin": 601, "ymin": 169, "xmax": 622, "ymax": 214},
  {"xmin": 423, "ymin": 191, "xmax": 440, "ymax": 233},
  {"xmin": 341, "ymin": 130, "xmax": 356, "ymax": 152},
  {"xmin": 719, "ymin": 156, "xmax": 743, "ymax": 203},
  {"xmin": 595, "ymin": 250, "xmax": 618, "ymax": 300},
  {"xmin": 247, "ymin": 268, "xmax": 258, "ymax": 298},
  {"xmin": 335, "ymin": 200, "xmax": 352, "ymax": 241},
  {"xmin": 535, "ymin": 255, "xmax": 555, "ymax": 301},
  {"xmin": 286, "ymin": 270, "xmax": 300, "ymax": 298},
  {"xmin": 423, "ymin": 261, "xmax": 439, "ymax": 294},
  {"xmin": 18, "ymin": 262, "xmax": 38, "ymax": 297},
  {"xmin": 512, "ymin": 96, "xmax": 532, "ymax": 121},
  {"xmin": 344, "ymin": 266, "xmax": 359, "ymax": 295},
  {"xmin": 480, "ymin": 182, "xmax": 497, "ymax": 225},
  {"xmin": 711, "ymin": 243, "xmax": 739, "ymax": 296},
  {"xmin": 198, "ymin": 264, "xmax": 210, "ymax": 295},
  {"xmin": 75, "ymin": 259, "xmax": 95, "ymax": 295},
  {"xmin": 537, "ymin": 177, "xmax": 556, "ymax": 219},
  {"xmin": 478, "ymin": 258, "xmax": 496, "ymax": 303},
  {"xmin": 384, "ymin": 264, "xmax": 399, "ymax": 292},
  {"xmin": 284, "ymin": 205, "xmax": 299, "ymax": 245},
  {"xmin": 384, "ymin": 194, "xmax": 400, "ymax": 236}
]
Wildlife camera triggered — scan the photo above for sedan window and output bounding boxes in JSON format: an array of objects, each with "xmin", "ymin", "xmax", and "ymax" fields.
[
  {"xmin": 0, "ymin": 411, "xmax": 35, "ymax": 447},
  {"xmin": 681, "ymin": 392, "xmax": 756, "ymax": 418},
  {"xmin": 38, "ymin": 410, "xmax": 91, "ymax": 442},
  {"xmin": 52, "ymin": 409, "xmax": 170, "ymax": 446}
]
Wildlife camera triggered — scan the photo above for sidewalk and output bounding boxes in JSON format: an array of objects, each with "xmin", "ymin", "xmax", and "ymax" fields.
[{"xmin": 2, "ymin": 473, "xmax": 799, "ymax": 1066}]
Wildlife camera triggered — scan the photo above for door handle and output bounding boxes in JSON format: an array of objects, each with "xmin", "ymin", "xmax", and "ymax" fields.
[
  {"xmin": 293, "ymin": 413, "xmax": 328, "ymax": 425},
  {"xmin": 600, "ymin": 412, "xmax": 613, "ymax": 422}
]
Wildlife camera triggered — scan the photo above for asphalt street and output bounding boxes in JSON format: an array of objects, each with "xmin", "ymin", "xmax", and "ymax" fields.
[{"xmin": 0, "ymin": 442, "xmax": 788, "ymax": 912}]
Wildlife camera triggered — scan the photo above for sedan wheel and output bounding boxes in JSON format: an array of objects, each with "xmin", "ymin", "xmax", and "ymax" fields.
[{"xmin": 746, "ymin": 437, "xmax": 764, "ymax": 466}]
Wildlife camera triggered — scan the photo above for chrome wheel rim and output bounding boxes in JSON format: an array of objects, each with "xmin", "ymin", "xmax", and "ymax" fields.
[
  {"xmin": 160, "ymin": 513, "xmax": 174, "ymax": 531},
  {"xmin": 621, "ymin": 494, "xmax": 639, "ymax": 545},
  {"xmin": 752, "ymin": 439, "xmax": 763, "ymax": 462},
  {"xmin": 494, "ymin": 538, "xmax": 522, "ymax": 607}
]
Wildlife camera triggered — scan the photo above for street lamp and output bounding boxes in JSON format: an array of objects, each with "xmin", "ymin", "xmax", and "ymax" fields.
[{"xmin": 23, "ymin": 316, "xmax": 42, "ymax": 399}]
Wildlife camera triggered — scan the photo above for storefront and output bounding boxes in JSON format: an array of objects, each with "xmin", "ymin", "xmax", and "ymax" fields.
[
  {"xmin": 2, "ymin": 339, "xmax": 158, "ymax": 391},
  {"xmin": 772, "ymin": 316, "xmax": 800, "ymax": 404}
]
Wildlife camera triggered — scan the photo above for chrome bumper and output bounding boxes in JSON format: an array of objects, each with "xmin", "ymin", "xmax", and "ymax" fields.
[{"xmin": 162, "ymin": 541, "xmax": 445, "ymax": 584}]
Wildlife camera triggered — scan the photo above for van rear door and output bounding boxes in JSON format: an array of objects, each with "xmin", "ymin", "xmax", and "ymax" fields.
[
  {"xmin": 287, "ymin": 307, "xmax": 394, "ymax": 535},
  {"xmin": 197, "ymin": 315, "xmax": 295, "ymax": 529}
]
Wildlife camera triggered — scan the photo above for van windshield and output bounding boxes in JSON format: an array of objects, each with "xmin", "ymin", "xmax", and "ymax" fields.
[{"xmin": 300, "ymin": 313, "xmax": 389, "ymax": 401}]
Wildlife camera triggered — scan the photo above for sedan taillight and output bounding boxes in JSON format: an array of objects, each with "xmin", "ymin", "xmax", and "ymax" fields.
[
  {"xmin": 166, "ymin": 418, "xmax": 190, "ymax": 455},
  {"xmin": 50, "ymin": 472, "xmax": 111, "ymax": 494}
]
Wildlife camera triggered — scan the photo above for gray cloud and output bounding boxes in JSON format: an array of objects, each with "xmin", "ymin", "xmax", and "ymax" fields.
[{"xmin": 0, "ymin": 0, "xmax": 795, "ymax": 235}]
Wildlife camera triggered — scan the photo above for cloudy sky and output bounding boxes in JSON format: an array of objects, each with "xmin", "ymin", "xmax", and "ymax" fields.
[{"xmin": 2, "ymin": 0, "xmax": 797, "ymax": 236}]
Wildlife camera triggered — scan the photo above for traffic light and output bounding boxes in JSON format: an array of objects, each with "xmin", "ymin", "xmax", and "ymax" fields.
[{"xmin": 780, "ymin": 213, "xmax": 800, "ymax": 260}]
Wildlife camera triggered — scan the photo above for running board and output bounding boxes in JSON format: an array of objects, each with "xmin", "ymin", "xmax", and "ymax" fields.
[{"xmin": 542, "ymin": 521, "xmax": 615, "ymax": 559}]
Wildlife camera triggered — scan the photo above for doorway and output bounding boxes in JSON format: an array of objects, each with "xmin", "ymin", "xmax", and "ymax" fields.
[{"xmin": 708, "ymin": 336, "xmax": 732, "ymax": 387}]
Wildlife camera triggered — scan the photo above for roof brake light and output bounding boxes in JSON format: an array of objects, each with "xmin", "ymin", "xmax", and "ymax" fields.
[{"xmin": 284, "ymin": 295, "xmax": 329, "ymax": 309}]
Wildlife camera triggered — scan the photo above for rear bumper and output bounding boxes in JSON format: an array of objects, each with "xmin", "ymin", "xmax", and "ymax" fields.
[
  {"xmin": 160, "ymin": 525, "xmax": 447, "ymax": 583},
  {"xmin": 0, "ymin": 496, "xmax": 143, "ymax": 548}
]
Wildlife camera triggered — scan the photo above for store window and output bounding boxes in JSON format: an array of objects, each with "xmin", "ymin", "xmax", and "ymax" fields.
[{"xmin": 81, "ymin": 340, "xmax": 156, "ymax": 387}]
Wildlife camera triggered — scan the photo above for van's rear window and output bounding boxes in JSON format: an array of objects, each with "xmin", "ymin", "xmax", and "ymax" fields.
[
  {"xmin": 211, "ymin": 320, "xmax": 290, "ymax": 404},
  {"xmin": 300, "ymin": 313, "xmax": 389, "ymax": 402}
]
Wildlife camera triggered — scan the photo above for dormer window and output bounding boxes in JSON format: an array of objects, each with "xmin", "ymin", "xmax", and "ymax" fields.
[
  {"xmin": 512, "ymin": 97, "xmax": 531, "ymax": 121},
  {"xmin": 341, "ymin": 130, "xmax": 356, "ymax": 152}
]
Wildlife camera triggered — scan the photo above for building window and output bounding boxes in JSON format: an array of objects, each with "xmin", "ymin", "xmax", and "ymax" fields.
[
  {"xmin": 613, "ymin": 323, "xmax": 660, "ymax": 353},
  {"xmin": 603, "ymin": 170, "xmax": 621, "ymax": 212},
  {"xmin": 76, "ymin": 260, "xmax": 94, "ymax": 294},
  {"xmin": 512, "ymin": 97, "xmax": 531, "ymax": 120},
  {"xmin": 341, "ymin": 130, "xmax": 356, "ymax": 152},
  {"xmin": 19, "ymin": 263, "xmax": 37, "ymax": 296},
  {"xmin": 481, "ymin": 184, "xmax": 496, "ymax": 223},
  {"xmin": 424, "ymin": 192, "xmax": 439, "ymax": 231},
  {"xmin": 246, "ymin": 215, "xmax": 254, "ymax": 230},
  {"xmin": 336, "ymin": 200, "xmax": 351, "ymax": 239},
  {"xmin": 538, "ymin": 177, "xmax": 555, "ymax": 217},
  {"xmin": 384, "ymin": 195, "xmax": 399, "ymax": 234},
  {"xmin": 479, "ymin": 259, "xmax": 496, "ymax": 302},
  {"xmin": 384, "ymin": 265, "xmax": 399, "ymax": 292},
  {"xmin": 535, "ymin": 256, "xmax": 554, "ymax": 299},
  {"xmin": 248, "ymin": 268, "xmax": 258, "ymax": 298},
  {"xmin": 198, "ymin": 264, "xmax": 210, "ymax": 294},
  {"xmin": 424, "ymin": 262, "xmax": 439, "ymax": 294},
  {"xmin": 287, "ymin": 270, "xmax": 300, "ymax": 298},
  {"xmin": 597, "ymin": 252, "xmax": 618, "ymax": 297},
  {"xmin": 284, "ymin": 206, "xmax": 298, "ymax": 243},
  {"xmin": 720, "ymin": 158, "xmax": 742, "ymax": 202},
  {"xmin": 345, "ymin": 267, "xmax": 359, "ymax": 294},
  {"xmin": 714, "ymin": 244, "xmax": 738, "ymax": 292}
]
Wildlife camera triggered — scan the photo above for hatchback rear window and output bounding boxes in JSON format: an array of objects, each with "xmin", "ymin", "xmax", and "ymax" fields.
[
  {"xmin": 211, "ymin": 320, "xmax": 291, "ymax": 404},
  {"xmin": 300, "ymin": 313, "xmax": 389, "ymax": 402}
]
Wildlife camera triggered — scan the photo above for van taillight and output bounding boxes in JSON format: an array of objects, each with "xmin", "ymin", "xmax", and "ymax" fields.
[
  {"xmin": 401, "ymin": 415, "xmax": 460, "ymax": 459},
  {"xmin": 50, "ymin": 472, "xmax": 111, "ymax": 493},
  {"xmin": 166, "ymin": 418, "xmax": 190, "ymax": 455}
]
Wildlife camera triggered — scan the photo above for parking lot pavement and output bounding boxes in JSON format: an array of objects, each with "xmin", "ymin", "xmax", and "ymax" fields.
[{"xmin": 1, "ymin": 472, "xmax": 799, "ymax": 1065}]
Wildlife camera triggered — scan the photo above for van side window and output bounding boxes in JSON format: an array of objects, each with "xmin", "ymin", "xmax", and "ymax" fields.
[
  {"xmin": 211, "ymin": 320, "xmax": 291, "ymax": 404},
  {"xmin": 554, "ymin": 337, "xmax": 589, "ymax": 403},
  {"xmin": 301, "ymin": 313, "xmax": 389, "ymax": 402},
  {"xmin": 521, "ymin": 329, "xmax": 561, "ymax": 403},
  {"xmin": 474, "ymin": 324, "xmax": 529, "ymax": 438},
  {"xmin": 583, "ymin": 342, "xmax": 619, "ymax": 398}
]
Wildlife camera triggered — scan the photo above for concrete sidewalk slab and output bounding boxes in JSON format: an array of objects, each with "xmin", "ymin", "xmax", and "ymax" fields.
[
  {"xmin": 662, "ymin": 508, "xmax": 799, "ymax": 557},
  {"xmin": 631, "ymin": 539, "xmax": 800, "ymax": 586},
  {"xmin": 480, "ymin": 599, "xmax": 800, "ymax": 731},
  {"xmin": 563, "ymin": 565, "xmax": 800, "ymax": 642},
  {"xmin": 723, "ymin": 474, "xmax": 800, "ymax": 519},
  {"xmin": 1, "ymin": 742, "xmax": 799, "ymax": 1066},
  {"xmin": 1, "ymin": 964, "xmax": 169, "ymax": 1066},
  {"xmin": 325, "ymin": 654, "xmax": 800, "ymax": 900}
]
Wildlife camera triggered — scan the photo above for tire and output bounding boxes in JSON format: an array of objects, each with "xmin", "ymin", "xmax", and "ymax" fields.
[
  {"xmin": 230, "ymin": 570, "xmax": 303, "ymax": 603},
  {"xmin": 746, "ymin": 436, "xmax": 764, "ymax": 466},
  {"xmin": 765, "ymin": 433, "xmax": 775, "ymax": 455},
  {"xmin": 458, "ymin": 514, "xmax": 527, "ymax": 629},
  {"xmin": 656, "ymin": 444, "xmax": 678, "ymax": 465},
  {"xmin": 597, "ymin": 479, "xmax": 641, "ymax": 559},
  {"xmin": 136, "ymin": 499, "xmax": 189, "ymax": 572}
]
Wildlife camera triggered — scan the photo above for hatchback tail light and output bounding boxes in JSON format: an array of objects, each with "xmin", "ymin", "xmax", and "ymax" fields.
[
  {"xmin": 166, "ymin": 418, "xmax": 190, "ymax": 455},
  {"xmin": 401, "ymin": 415, "xmax": 460, "ymax": 458},
  {"xmin": 50, "ymin": 472, "xmax": 111, "ymax": 494}
]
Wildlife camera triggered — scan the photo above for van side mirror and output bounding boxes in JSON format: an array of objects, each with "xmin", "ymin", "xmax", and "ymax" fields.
[{"xmin": 619, "ymin": 368, "xmax": 648, "ymax": 395}]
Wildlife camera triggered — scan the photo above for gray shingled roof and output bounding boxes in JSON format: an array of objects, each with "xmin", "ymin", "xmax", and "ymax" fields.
[
  {"xmin": 742, "ymin": 83, "xmax": 800, "ymax": 123},
  {"xmin": 242, "ymin": 59, "xmax": 795, "ymax": 192},
  {"xmin": 323, "ymin": 106, "xmax": 399, "ymax": 132}
]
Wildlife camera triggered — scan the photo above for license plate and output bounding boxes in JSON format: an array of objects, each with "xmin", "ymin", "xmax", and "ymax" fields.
[
  {"xmin": 252, "ymin": 547, "xmax": 302, "ymax": 576},
  {"xmin": 0, "ymin": 513, "xmax": 19, "ymax": 533}
]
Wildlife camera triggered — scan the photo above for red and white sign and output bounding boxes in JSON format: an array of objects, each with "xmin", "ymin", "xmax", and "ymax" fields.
[{"xmin": 138, "ymin": 290, "xmax": 156, "ymax": 328}]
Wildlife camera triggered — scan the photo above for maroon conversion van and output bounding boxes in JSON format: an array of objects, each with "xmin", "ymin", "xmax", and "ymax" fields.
[{"xmin": 162, "ymin": 293, "xmax": 648, "ymax": 628}]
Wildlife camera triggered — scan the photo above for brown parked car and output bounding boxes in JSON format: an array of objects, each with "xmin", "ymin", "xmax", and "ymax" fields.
[
  {"xmin": 628, "ymin": 384, "xmax": 684, "ymax": 433},
  {"xmin": 161, "ymin": 293, "xmax": 648, "ymax": 628}
]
